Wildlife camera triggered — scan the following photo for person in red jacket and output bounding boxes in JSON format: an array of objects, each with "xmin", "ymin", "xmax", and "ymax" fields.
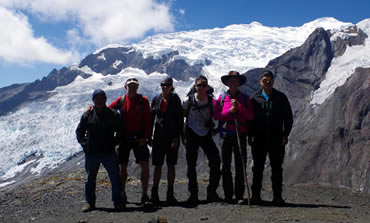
[{"xmin": 108, "ymin": 77, "xmax": 152, "ymax": 205}]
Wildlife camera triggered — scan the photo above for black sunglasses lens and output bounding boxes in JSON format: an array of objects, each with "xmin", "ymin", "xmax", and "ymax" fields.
[{"xmin": 196, "ymin": 84, "xmax": 207, "ymax": 88}]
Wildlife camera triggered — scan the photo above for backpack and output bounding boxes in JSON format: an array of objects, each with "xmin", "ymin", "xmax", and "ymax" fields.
[
  {"xmin": 184, "ymin": 93, "xmax": 215, "ymax": 133},
  {"xmin": 218, "ymin": 91, "xmax": 249, "ymax": 137},
  {"xmin": 116, "ymin": 94, "xmax": 145, "ymax": 115}
]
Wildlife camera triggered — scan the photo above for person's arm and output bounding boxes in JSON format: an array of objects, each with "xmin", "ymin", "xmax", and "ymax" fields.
[
  {"xmin": 213, "ymin": 94, "xmax": 223, "ymax": 120},
  {"xmin": 174, "ymin": 95, "xmax": 184, "ymax": 138},
  {"xmin": 143, "ymin": 97, "xmax": 153, "ymax": 141},
  {"xmin": 236, "ymin": 95, "xmax": 254, "ymax": 121},
  {"xmin": 151, "ymin": 96, "xmax": 157, "ymax": 136},
  {"xmin": 113, "ymin": 110, "xmax": 123, "ymax": 146},
  {"xmin": 108, "ymin": 96, "xmax": 121, "ymax": 110},
  {"xmin": 282, "ymin": 95, "xmax": 293, "ymax": 139},
  {"xmin": 76, "ymin": 112, "xmax": 89, "ymax": 152}
]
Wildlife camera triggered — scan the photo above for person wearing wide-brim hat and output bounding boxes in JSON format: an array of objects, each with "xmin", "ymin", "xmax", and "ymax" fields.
[
  {"xmin": 221, "ymin": 71, "xmax": 247, "ymax": 86},
  {"xmin": 214, "ymin": 71, "xmax": 254, "ymax": 204}
]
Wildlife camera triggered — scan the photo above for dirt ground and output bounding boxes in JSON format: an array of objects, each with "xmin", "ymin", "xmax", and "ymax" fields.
[{"xmin": 1, "ymin": 166, "xmax": 369, "ymax": 223}]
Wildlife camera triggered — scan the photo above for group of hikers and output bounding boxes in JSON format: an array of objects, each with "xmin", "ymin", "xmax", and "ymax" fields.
[{"xmin": 76, "ymin": 70, "xmax": 293, "ymax": 212}]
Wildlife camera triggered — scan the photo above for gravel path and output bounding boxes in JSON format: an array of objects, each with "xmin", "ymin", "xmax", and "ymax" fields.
[{"xmin": 1, "ymin": 167, "xmax": 369, "ymax": 223}]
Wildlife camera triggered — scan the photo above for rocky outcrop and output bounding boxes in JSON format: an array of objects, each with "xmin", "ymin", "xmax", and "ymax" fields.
[
  {"xmin": 0, "ymin": 47, "xmax": 208, "ymax": 116},
  {"xmin": 0, "ymin": 67, "xmax": 90, "ymax": 116},
  {"xmin": 286, "ymin": 68, "xmax": 370, "ymax": 193},
  {"xmin": 330, "ymin": 25, "xmax": 368, "ymax": 57},
  {"xmin": 80, "ymin": 47, "xmax": 209, "ymax": 81},
  {"xmin": 241, "ymin": 28, "xmax": 369, "ymax": 194}
]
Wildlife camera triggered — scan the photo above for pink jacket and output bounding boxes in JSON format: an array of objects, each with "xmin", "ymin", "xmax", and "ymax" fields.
[{"xmin": 213, "ymin": 92, "xmax": 254, "ymax": 134}]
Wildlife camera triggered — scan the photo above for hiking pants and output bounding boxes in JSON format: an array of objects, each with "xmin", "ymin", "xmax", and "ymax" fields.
[
  {"xmin": 186, "ymin": 127, "xmax": 221, "ymax": 195},
  {"xmin": 221, "ymin": 133, "xmax": 247, "ymax": 200},
  {"xmin": 251, "ymin": 140, "xmax": 285, "ymax": 198},
  {"xmin": 84, "ymin": 153, "xmax": 122, "ymax": 205}
]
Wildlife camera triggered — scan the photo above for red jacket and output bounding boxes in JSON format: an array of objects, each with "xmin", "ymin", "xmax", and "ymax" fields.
[{"xmin": 109, "ymin": 94, "xmax": 152, "ymax": 140}]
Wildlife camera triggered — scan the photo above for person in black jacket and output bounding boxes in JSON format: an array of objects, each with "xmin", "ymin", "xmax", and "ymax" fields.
[
  {"xmin": 248, "ymin": 70, "xmax": 293, "ymax": 206},
  {"xmin": 150, "ymin": 77, "xmax": 183, "ymax": 205},
  {"xmin": 76, "ymin": 89, "xmax": 125, "ymax": 212}
]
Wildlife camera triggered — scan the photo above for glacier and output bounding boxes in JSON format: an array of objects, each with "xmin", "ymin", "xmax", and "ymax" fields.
[{"xmin": 1, "ymin": 17, "xmax": 368, "ymax": 186}]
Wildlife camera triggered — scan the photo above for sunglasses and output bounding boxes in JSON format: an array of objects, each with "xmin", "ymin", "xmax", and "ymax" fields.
[
  {"xmin": 262, "ymin": 78, "xmax": 273, "ymax": 84},
  {"xmin": 196, "ymin": 83, "xmax": 208, "ymax": 88},
  {"xmin": 160, "ymin": 83, "xmax": 172, "ymax": 87}
]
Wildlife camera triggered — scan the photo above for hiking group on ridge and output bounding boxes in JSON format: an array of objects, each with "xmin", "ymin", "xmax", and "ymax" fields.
[{"xmin": 76, "ymin": 69, "xmax": 293, "ymax": 212}]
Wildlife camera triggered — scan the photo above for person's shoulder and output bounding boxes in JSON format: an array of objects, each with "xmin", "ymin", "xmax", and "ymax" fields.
[
  {"xmin": 272, "ymin": 89, "xmax": 288, "ymax": 99},
  {"xmin": 106, "ymin": 106, "xmax": 118, "ymax": 114},
  {"xmin": 152, "ymin": 94, "xmax": 161, "ymax": 101},
  {"xmin": 81, "ymin": 111, "xmax": 91, "ymax": 119}
]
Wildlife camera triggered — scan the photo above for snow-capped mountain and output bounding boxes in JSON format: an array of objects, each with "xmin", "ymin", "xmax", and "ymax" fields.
[{"xmin": 0, "ymin": 17, "xmax": 369, "ymax": 193}]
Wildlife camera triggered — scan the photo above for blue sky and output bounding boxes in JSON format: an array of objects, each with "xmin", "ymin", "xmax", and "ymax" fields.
[{"xmin": 0, "ymin": 0, "xmax": 369, "ymax": 88}]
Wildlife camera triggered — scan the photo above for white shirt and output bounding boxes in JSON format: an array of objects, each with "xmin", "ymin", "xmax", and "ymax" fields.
[{"xmin": 183, "ymin": 94, "xmax": 212, "ymax": 136}]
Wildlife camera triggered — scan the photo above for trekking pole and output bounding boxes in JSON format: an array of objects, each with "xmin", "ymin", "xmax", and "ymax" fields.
[{"xmin": 233, "ymin": 114, "xmax": 251, "ymax": 207}]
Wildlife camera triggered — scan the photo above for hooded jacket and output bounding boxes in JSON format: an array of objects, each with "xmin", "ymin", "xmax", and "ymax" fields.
[
  {"xmin": 76, "ymin": 106, "xmax": 122, "ymax": 154},
  {"xmin": 248, "ymin": 88, "xmax": 293, "ymax": 142}
]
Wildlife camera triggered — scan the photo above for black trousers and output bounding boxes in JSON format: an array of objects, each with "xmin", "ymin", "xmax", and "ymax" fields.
[
  {"xmin": 186, "ymin": 127, "xmax": 221, "ymax": 195},
  {"xmin": 251, "ymin": 139, "xmax": 285, "ymax": 197},
  {"xmin": 221, "ymin": 133, "xmax": 247, "ymax": 200}
]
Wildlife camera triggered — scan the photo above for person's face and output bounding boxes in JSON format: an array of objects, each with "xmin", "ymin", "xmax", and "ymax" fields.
[
  {"xmin": 160, "ymin": 81, "xmax": 172, "ymax": 94},
  {"xmin": 93, "ymin": 95, "xmax": 106, "ymax": 109},
  {"xmin": 227, "ymin": 77, "xmax": 240, "ymax": 90},
  {"xmin": 125, "ymin": 83, "xmax": 139, "ymax": 93},
  {"xmin": 260, "ymin": 77, "xmax": 274, "ymax": 90},
  {"xmin": 195, "ymin": 80, "xmax": 208, "ymax": 95}
]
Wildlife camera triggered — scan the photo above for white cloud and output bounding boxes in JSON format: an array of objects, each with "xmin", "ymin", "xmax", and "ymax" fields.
[
  {"xmin": 179, "ymin": 8, "xmax": 185, "ymax": 15},
  {"xmin": 0, "ymin": 7, "xmax": 78, "ymax": 64},
  {"xmin": 1, "ymin": 0, "xmax": 174, "ymax": 45}
]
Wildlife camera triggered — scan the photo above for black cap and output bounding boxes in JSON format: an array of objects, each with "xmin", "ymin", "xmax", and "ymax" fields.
[
  {"xmin": 260, "ymin": 70, "xmax": 274, "ymax": 79},
  {"xmin": 161, "ymin": 76, "xmax": 173, "ymax": 85},
  {"xmin": 92, "ymin": 89, "xmax": 106, "ymax": 100}
]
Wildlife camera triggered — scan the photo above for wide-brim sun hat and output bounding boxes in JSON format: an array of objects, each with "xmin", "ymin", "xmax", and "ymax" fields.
[{"xmin": 221, "ymin": 71, "xmax": 246, "ymax": 86}]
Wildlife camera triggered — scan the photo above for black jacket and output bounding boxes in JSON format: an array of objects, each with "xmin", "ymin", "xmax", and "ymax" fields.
[
  {"xmin": 151, "ymin": 93, "xmax": 183, "ymax": 139},
  {"xmin": 76, "ymin": 106, "xmax": 122, "ymax": 154},
  {"xmin": 249, "ymin": 88, "xmax": 293, "ymax": 142}
]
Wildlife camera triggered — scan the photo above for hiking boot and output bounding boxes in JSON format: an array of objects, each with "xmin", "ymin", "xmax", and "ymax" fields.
[
  {"xmin": 151, "ymin": 187, "xmax": 160, "ymax": 204},
  {"xmin": 166, "ymin": 190, "xmax": 178, "ymax": 205},
  {"xmin": 186, "ymin": 194, "xmax": 199, "ymax": 204},
  {"xmin": 237, "ymin": 199, "xmax": 247, "ymax": 205},
  {"xmin": 141, "ymin": 194, "xmax": 151, "ymax": 205},
  {"xmin": 224, "ymin": 196, "xmax": 234, "ymax": 204},
  {"xmin": 272, "ymin": 196, "xmax": 286, "ymax": 206},
  {"xmin": 250, "ymin": 195, "xmax": 263, "ymax": 205},
  {"xmin": 114, "ymin": 202, "xmax": 126, "ymax": 211},
  {"xmin": 121, "ymin": 191, "xmax": 128, "ymax": 203},
  {"xmin": 81, "ymin": 202, "xmax": 95, "ymax": 212},
  {"xmin": 206, "ymin": 192, "xmax": 223, "ymax": 202}
]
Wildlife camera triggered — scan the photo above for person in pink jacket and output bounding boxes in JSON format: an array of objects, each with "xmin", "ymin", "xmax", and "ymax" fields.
[{"xmin": 214, "ymin": 71, "xmax": 254, "ymax": 204}]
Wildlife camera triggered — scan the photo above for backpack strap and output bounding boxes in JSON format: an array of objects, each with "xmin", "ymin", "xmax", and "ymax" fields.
[
  {"xmin": 116, "ymin": 96, "xmax": 125, "ymax": 115},
  {"xmin": 220, "ymin": 91, "xmax": 248, "ymax": 108},
  {"xmin": 220, "ymin": 91, "xmax": 227, "ymax": 109}
]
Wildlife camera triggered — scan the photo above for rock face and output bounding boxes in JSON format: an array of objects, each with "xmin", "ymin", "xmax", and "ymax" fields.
[
  {"xmin": 286, "ymin": 68, "xmax": 370, "ymax": 193},
  {"xmin": 80, "ymin": 47, "xmax": 208, "ymax": 81},
  {"xmin": 330, "ymin": 25, "xmax": 368, "ymax": 57},
  {"xmin": 0, "ymin": 48, "xmax": 206, "ymax": 115},
  {"xmin": 241, "ymin": 28, "xmax": 369, "ymax": 194}
]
